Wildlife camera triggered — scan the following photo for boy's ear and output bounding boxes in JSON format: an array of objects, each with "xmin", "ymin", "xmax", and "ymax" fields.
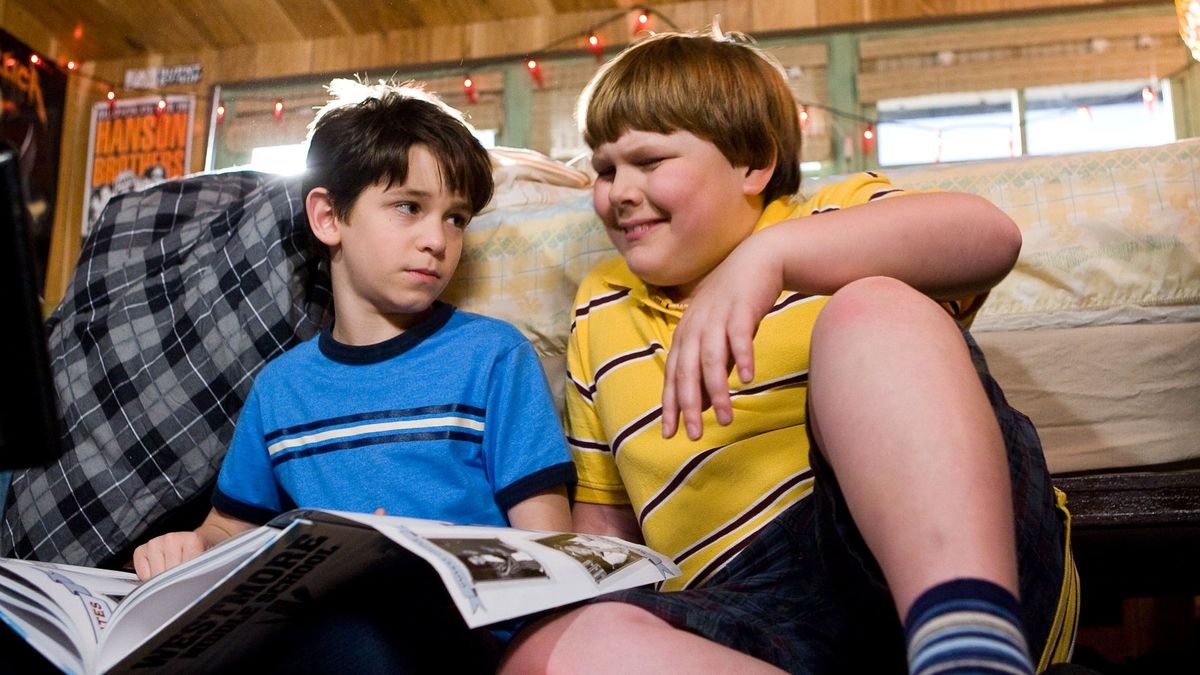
[
  {"xmin": 306, "ymin": 187, "xmax": 341, "ymax": 247},
  {"xmin": 741, "ymin": 157, "xmax": 777, "ymax": 197}
]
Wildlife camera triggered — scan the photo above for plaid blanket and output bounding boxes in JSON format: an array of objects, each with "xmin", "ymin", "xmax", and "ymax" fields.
[{"xmin": 1, "ymin": 171, "xmax": 330, "ymax": 568}]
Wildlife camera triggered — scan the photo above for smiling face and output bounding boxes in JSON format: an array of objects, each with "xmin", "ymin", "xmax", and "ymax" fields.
[
  {"xmin": 590, "ymin": 129, "xmax": 773, "ymax": 302},
  {"xmin": 309, "ymin": 145, "xmax": 473, "ymax": 343}
]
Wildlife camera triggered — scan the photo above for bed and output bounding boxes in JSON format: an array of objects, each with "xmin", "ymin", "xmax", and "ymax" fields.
[
  {"xmin": 447, "ymin": 139, "xmax": 1200, "ymax": 603},
  {"xmin": 3, "ymin": 141, "xmax": 1197, "ymax": 607}
]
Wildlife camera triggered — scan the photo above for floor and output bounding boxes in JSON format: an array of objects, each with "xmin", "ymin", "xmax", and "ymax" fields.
[
  {"xmin": 1071, "ymin": 593, "xmax": 1199, "ymax": 672},
  {"xmin": 1063, "ymin": 509, "xmax": 1200, "ymax": 674}
]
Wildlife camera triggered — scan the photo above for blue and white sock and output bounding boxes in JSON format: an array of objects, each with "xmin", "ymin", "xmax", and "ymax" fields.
[{"xmin": 905, "ymin": 578, "xmax": 1035, "ymax": 675}]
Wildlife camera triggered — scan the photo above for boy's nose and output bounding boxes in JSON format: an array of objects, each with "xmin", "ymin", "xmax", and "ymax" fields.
[
  {"xmin": 610, "ymin": 168, "xmax": 643, "ymax": 207},
  {"xmin": 417, "ymin": 218, "xmax": 446, "ymax": 255}
]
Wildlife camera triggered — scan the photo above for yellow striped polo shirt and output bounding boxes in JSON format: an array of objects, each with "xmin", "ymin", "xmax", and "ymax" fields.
[
  {"xmin": 566, "ymin": 173, "xmax": 944, "ymax": 591},
  {"xmin": 567, "ymin": 171, "xmax": 1080, "ymax": 666}
]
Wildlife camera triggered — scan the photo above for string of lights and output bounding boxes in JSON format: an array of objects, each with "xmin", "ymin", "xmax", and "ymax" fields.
[
  {"xmin": 9, "ymin": 5, "xmax": 1176, "ymax": 152},
  {"xmin": 467, "ymin": 5, "xmax": 673, "ymax": 99},
  {"xmin": 17, "ymin": 5, "xmax": 673, "ymax": 120}
]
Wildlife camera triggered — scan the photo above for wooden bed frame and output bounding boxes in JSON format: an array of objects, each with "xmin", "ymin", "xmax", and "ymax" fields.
[{"xmin": 1058, "ymin": 465, "xmax": 1200, "ymax": 600}]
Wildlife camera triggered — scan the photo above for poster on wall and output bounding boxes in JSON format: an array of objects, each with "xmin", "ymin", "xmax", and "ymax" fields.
[
  {"xmin": 83, "ymin": 94, "xmax": 194, "ymax": 235},
  {"xmin": 0, "ymin": 27, "xmax": 68, "ymax": 286}
]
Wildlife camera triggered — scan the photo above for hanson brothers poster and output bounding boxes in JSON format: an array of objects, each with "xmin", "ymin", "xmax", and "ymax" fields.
[{"xmin": 83, "ymin": 94, "xmax": 194, "ymax": 235}]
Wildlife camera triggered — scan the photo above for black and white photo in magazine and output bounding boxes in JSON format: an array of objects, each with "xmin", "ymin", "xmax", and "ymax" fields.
[
  {"xmin": 535, "ymin": 533, "xmax": 645, "ymax": 583},
  {"xmin": 428, "ymin": 538, "xmax": 548, "ymax": 583}
]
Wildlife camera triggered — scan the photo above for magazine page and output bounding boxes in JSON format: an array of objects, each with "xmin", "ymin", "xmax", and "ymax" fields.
[
  {"xmin": 0, "ymin": 577, "xmax": 90, "ymax": 673},
  {"xmin": 316, "ymin": 510, "xmax": 681, "ymax": 629},
  {"xmin": 108, "ymin": 519, "xmax": 390, "ymax": 674},
  {"xmin": 0, "ymin": 558, "xmax": 138, "ymax": 673},
  {"xmin": 95, "ymin": 526, "xmax": 280, "ymax": 672}
]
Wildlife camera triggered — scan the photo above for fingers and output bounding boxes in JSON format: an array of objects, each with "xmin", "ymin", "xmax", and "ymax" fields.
[
  {"xmin": 132, "ymin": 533, "xmax": 207, "ymax": 581},
  {"xmin": 133, "ymin": 542, "xmax": 170, "ymax": 581},
  {"xmin": 132, "ymin": 544, "xmax": 155, "ymax": 581},
  {"xmin": 661, "ymin": 261, "xmax": 772, "ymax": 442},
  {"xmin": 179, "ymin": 534, "xmax": 206, "ymax": 566},
  {"xmin": 663, "ymin": 314, "xmax": 738, "ymax": 442},
  {"xmin": 698, "ymin": 337, "xmax": 731, "ymax": 433},
  {"xmin": 663, "ymin": 315, "xmax": 707, "ymax": 440},
  {"xmin": 661, "ymin": 347, "xmax": 681, "ymax": 439},
  {"xmin": 727, "ymin": 313, "xmax": 757, "ymax": 385}
]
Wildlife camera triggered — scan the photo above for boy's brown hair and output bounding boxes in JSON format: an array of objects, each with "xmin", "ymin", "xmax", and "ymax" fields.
[
  {"xmin": 303, "ymin": 79, "xmax": 494, "ymax": 258},
  {"xmin": 578, "ymin": 30, "xmax": 802, "ymax": 205}
]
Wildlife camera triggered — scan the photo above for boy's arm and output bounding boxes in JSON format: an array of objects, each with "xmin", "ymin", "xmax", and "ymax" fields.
[
  {"xmin": 759, "ymin": 191, "xmax": 1020, "ymax": 300},
  {"xmin": 662, "ymin": 190, "xmax": 1021, "ymax": 440},
  {"xmin": 572, "ymin": 502, "xmax": 643, "ymax": 543},
  {"xmin": 132, "ymin": 507, "xmax": 255, "ymax": 581},
  {"xmin": 506, "ymin": 486, "xmax": 573, "ymax": 532}
]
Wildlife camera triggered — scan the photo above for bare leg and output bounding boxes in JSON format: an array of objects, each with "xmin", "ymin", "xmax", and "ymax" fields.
[
  {"xmin": 808, "ymin": 276, "xmax": 1018, "ymax": 618},
  {"xmin": 499, "ymin": 602, "xmax": 785, "ymax": 674}
]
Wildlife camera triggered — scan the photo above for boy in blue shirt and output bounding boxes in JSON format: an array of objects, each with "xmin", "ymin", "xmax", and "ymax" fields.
[
  {"xmin": 502, "ymin": 30, "xmax": 1075, "ymax": 675},
  {"xmin": 134, "ymin": 80, "xmax": 574, "ymax": 671}
]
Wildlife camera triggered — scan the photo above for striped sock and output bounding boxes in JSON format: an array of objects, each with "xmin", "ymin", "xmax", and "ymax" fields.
[{"xmin": 905, "ymin": 578, "xmax": 1035, "ymax": 675}]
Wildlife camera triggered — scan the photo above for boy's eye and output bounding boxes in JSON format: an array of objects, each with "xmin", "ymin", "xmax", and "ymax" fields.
[
  {"xmin": 447, "ymin": 213, "xmax": 470, "ymax": 229},
  {"xmin": 395, "ymin": 202, "xmax": 419, "ymax": 215},
  {"xmin": 637, "ymin": 157, "xmax": 666, "ymax": 169}
]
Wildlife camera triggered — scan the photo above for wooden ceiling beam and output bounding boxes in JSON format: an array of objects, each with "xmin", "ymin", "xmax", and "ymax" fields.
[
  {"xmin": 0, "ymin": 0, "xmax": 1173, "ymax": 66},
  {"xmin": 327, "ymin": 0, "xmax": 422, "ymax": 34}
]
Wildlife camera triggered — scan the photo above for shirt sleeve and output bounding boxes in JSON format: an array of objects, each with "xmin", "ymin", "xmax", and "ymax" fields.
[
  {"xmin": 798, "ymin": 171, "xmax": 908, "ymax": 214},
  {"xmin": 211, "ymin": 385, "xmax": 288, "ymax": 524},
  {"xmin": 486, "ymin": 339, "xmax": 576, "ymax": 511},
  {"xmin": 799, "ymin": 171, "xmax": 987, "ymax": 326},
  {"xmin": 565, "ymin": 282, "xmax": 631, "ymax": 506}
]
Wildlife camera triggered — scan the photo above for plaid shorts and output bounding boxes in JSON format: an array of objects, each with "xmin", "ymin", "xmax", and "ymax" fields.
[{"xmin": 598, "ymin": 330, "xmax": 1070, "ymax": 674}]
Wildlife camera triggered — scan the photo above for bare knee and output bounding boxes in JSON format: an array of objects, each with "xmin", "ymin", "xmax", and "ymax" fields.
[
  {"xmin": 500, "ymin": 602, "xmax": 668, "ymax": 675},
  {"xmin": 816, "ymin": 276, "xmax": 947, "ymax": 337},
  {"xmin": 813, "ymin": 277, "xmax": 964, "ymax": 366},
  {"xmin": 808, "ymin": 277, "xmax": 976, "ymax": 448}
]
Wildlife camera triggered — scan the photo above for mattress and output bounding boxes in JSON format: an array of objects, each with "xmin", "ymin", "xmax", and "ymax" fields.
[
  {"xmin": 885, "ymin": 141, "xmax": 1200, "ymax": 473},
  {"xmin": 451, "ymin": 141, "xmax": 1200, "ymax": 475},
  {"xmin": 975, "ymin": 321, "xmax": 1200, "ymax": 474}
]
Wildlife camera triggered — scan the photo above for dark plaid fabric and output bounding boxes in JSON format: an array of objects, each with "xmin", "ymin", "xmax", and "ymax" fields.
[
  {"xmin": 597, "ymin": 329, "xmax": 1068, "ymax": 674},
  {"xmin": 1, "ymin": 171, "xmax": 330, "ymax": 568}
]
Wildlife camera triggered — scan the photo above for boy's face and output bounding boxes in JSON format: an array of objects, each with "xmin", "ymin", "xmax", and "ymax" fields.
[
  {"xmin": 590, "ymin": 129, "xmax": 770, "ymax": 302},
  {"xmin": 327, "ymin": 145, "xmax": 472, "ymax": 331}
]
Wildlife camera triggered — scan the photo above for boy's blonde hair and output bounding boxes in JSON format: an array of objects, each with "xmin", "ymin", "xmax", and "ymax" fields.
[{"xmin": 578, "ymin": 29, "xmax": 802, "ymax": 205}]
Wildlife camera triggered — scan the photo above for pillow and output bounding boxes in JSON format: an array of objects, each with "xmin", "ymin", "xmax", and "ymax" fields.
[
  {"xmin": 443, "ymin": 189, "xmax": 613, "ymax": 410},
  {"xmin": 872, "ymin": 140, "xmax": 1200, "ymax": 331},
  {"xmin": 1, "ymin": 171, "xmax": 329, "ymax": 567},
  {"xmin": 2, "ymin": 148, "xmax": 603, "ymax": 567}
]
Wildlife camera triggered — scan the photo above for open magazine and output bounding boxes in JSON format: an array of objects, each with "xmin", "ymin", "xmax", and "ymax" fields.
[{"xmin": 0, "ymin": 508, "xmax": 679, "ymax": 674}]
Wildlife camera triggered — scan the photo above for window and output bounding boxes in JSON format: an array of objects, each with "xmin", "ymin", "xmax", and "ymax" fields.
[
  {"xmin": 248, "ymin": 144, "xmax": 307, "ymax": 175},
  {"xmin": 876, "ymin": 79, "xmax": 1174, "ymax": 167},
  {"xmin": 876, "ymin": 91, "xmax": 1017, "ymax": 167},
  {"xmin": 1024, "ymin": 80, "xmax": 1174, "ymax": 156}
]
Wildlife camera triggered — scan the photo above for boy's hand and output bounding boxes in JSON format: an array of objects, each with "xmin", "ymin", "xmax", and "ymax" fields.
[
  {"xmin": 132, "ymin": 532, "xmax": 209, "ymax": 581},
  {"xmin": 663, "ymin": 234, "xmax": 784, "ymax": 440},
  {"xmin": 131, "ymin": 508, "xmax": 254, "ymax": 581}
]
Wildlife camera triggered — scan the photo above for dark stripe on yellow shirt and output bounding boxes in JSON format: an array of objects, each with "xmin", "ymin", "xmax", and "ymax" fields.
[{"xmin": 673, "ymin": 468, "xmax": 813, "ymax": 565}]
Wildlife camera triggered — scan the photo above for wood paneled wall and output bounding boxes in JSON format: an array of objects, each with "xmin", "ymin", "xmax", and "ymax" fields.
[
  {"xmin": 858, "ymin": 11, "xmax": 1188, "ymax": 102},
  {"xmin": 0, "ymin": 0, "xmax": 1177, "ymax": 309}
]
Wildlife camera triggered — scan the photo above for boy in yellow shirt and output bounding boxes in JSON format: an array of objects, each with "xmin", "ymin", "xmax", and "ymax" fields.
[{"xmin": 502, "ymin": 30, "xmax": 1076, "ymax": 675}]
